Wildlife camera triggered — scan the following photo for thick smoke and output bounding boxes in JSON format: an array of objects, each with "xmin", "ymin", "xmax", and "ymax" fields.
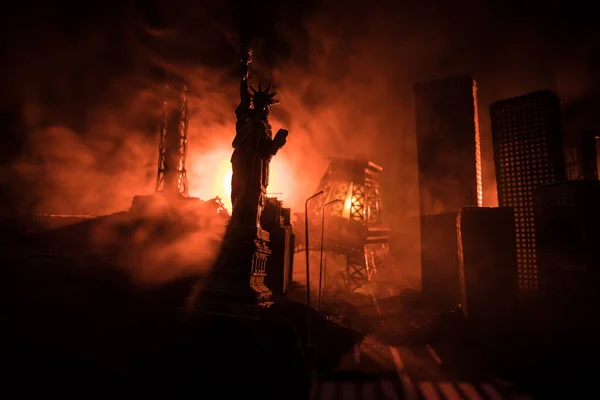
[{"xmin": 2, "ymin": 0, "xmax": 598, "ymax": 285}]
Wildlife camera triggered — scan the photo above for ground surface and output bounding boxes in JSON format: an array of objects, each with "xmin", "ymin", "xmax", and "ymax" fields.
[
  {"xmin": 303, "ymin": 282, "xmax": 598, "ymax": 400},
  {"xmin": 308, "ymin": 289, "xmax": 533, "ymax": 400},
  {"xmin": 1, "ymin": 237, "xmax": 597, "ymax": 399}
]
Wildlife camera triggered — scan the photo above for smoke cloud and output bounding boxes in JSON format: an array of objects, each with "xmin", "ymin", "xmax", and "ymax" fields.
[{"xmin": 2, "ymin": 0, "xmax": 598, "ymax": 286}]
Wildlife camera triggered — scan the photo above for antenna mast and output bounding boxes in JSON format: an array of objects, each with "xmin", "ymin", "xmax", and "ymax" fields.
[{"xmin": 155, "ymin": 81, "xmax": 190, "ymax": 197}]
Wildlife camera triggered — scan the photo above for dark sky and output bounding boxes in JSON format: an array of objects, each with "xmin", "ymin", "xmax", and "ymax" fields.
[
  {"xmin": 1, "ymin": 1, "xmax": 598, "ymax": 90},
  {"xmin": 2, "ymin": 0, "xmax": 599, "ymax": 148},
  {"xmin": 1, "ymin": 0, "xmax": 599, "ymax": 214},
  {"xmin": 2, "ymin": 1, "xmax": 596, "ymax": 69}
]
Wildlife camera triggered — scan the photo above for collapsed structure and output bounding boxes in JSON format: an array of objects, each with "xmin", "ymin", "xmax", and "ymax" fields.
[{"xmin": 296, "ymin": 157, "xmax": 391, "ymax": 291}]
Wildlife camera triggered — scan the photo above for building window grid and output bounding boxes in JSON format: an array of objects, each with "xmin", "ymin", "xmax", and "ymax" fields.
[{"xmin": 495, "ymin": 100, "xmax": 556, "ymax": 290}]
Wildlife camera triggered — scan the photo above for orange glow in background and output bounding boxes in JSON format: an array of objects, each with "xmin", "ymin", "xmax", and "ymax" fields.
[{"xmin": 188, "ymin": 146, "xmax": 297, "ymax": 212}]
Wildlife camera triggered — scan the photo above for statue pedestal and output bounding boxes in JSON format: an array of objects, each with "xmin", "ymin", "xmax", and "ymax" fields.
[{"xmin": 186, "ymin": 225, "xmax": 273, "ymax": 320}]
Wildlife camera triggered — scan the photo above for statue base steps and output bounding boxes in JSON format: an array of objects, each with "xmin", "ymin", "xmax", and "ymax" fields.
[{"xmin": 185, "ymin": 225, "xmax": 273, "ymax": 320}]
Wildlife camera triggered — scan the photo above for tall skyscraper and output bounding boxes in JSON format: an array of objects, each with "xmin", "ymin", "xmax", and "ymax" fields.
[
  {"xmin": 490, "ymin": 90, "xmax": 566, "ymax": 290},
  {"xmin": 414, "ymin": 75, "xmax": 483, "ymax": 217},
  {"xmin": 415, "ymin": 76, "xmax": 483, "ymax": 309}
]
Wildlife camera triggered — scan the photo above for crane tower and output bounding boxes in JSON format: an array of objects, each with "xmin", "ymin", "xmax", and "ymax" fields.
[{"xmin": 155, "ymin": 82, "xmax": 190, "ymax": 197}]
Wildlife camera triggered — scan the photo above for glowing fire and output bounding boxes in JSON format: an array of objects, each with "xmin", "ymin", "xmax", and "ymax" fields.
[
  {"xmin": 341, "ymin": 183, "xmax": 354, "ymax": 218},
  {"xmin": 188, "ymin": 147, "xmax": 295, "ymax": 212},
  {"xmin": 222, "ymin": 170, "xmax": 233, "ymax": 199}
]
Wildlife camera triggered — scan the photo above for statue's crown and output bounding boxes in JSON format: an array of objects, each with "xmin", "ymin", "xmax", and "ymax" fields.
[{"xmin": 250, "ymin": 83, "xmax": 279, "ymax": 107}]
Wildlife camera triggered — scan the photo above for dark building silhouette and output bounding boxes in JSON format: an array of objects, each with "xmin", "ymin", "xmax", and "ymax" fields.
[
  {"xmin": 280, "ymin": 207, "xmax": 295, "ymax": 290},
  {"xmin": 261, "ymin": 198, "xmax": 294, "ymax": 296},
  {"xmin": 490, "ymin": 90, "xmax": 566, "ymax": 290},
  {"xmin": 580, "ymin": 130, "xmax": 599, "ymax": 180},
  {"xmin": 420, "ymin": 207, "xmax": 518, "ymax": 315},
  {"xmin": 420, "ymin": 212, "xmax": 461, "ymax": 309},
  {"xmin": 534, "ymin": 180, "xmax": 600, "ymax": 315},
  {"xmin": 564, "ymin": 147, "xmax": 580, "ymax": 180},
  {"xmin": 564, "ymin": 130, "xmax": 599, "ymax": 181},
  {"xmin": 457, "ymin": 207, "xmax": 517, "ymax": 324},
  {"xmin": 414, "ymin": 75, "xmax": 483, "ymax": 217}
]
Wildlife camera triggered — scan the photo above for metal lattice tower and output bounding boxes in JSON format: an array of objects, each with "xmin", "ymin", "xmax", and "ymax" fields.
[
  {"xmin": 310, "ymin": 158, "xmax": 383, "ymax": 225},
  {"xmin": 490, "ymin": 90, "xmax": 566, "ymax": 291},
  {"xmin": 299, "ymin": 158, "xmax": 390, "ymax": 291},
  {"xmin": 155, "ymin": 83, "xmax": 190, "ymax": 197}
]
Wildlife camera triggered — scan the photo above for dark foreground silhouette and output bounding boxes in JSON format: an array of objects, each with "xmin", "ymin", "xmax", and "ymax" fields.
[
  {"xmin": 1, "ymin": 250, "xmax": 364, "ymax": 399},
  {"xmin": 3, "ymin": 215, "xmax": 599, "ymax": 399}
]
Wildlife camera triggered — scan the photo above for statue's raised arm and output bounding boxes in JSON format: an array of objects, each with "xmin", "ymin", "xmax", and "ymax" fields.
[{"xmin": 238, "ymin": 48, "xmax": 252, "ymax": 114}]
